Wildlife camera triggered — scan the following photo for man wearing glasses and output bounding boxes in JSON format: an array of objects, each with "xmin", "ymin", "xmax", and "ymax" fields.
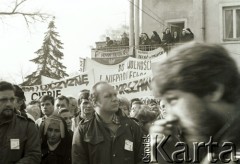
[{"xmin": 0, "ymin": 81, "xmax": 41, "ymax": 163}]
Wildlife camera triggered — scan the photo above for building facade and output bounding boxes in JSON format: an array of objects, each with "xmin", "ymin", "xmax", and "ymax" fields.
[{"xmin": 141, "ymin": 0, "xmax": 240, "ymax": 65}]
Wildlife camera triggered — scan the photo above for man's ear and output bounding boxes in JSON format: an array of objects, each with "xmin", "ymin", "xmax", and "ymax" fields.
[{"xmin": 205, "ymin": 84, "xmax": 224, "ymax": 102}]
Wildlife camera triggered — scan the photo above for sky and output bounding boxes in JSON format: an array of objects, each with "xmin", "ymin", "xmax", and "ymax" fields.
[{"xmin": 0, "ymin": 0, "xmax": 130, "ymax": 84}]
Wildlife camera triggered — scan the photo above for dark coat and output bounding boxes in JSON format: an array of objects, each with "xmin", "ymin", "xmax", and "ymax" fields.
[
  {"xmin": 120, "ymin": 37, "xmax": 129, "ymax": 46},
  {"xmin": 72, "ymin": 112, "xmax": 144, "ymax": 164},
  {"xmin": 162, "ymin": 33, "xmax": 173, "ymax": 44},
  {"xmin": 41, "ymin": 119, "xmax": 72, "ymax": 164},
  {"xmin": 180, "ymin": 33, "xmax": 194, "ymax": 42},
  {"xmin": 151, "ymin": 32, "xmax": 161, "ymax": 44},
  {"xmin": 0, "ymin": 114, "xmax": 41, "ymax": 164}
]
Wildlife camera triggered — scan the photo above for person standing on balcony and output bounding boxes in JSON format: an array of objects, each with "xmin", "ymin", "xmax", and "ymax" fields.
[
  {"xmin": 162, "ymin": 28, "xmax": 173, "ymax": 44},
  {"xmin": 120, "ymin": 32, "xmax": 129, "ymax": 46},
  {"xmin": 150, "ymin": 31, "xmax": 161, "ymax": 45},
  {"xmin": 180, "ymin": 28, "xmax": 194, "ymax": 42},
  {"xmin": 139, "ymin": 33, "xmax": 151, "ymax": 51},
  {"xmin": 172, "ymin": 31, "xmax": 180, "ymax": 43},
  {"xmin": 139, "ymin": 33, "xmax": 150, "ymax": 45},
  {"xmin": 106, "ymin": 37, "xmax": 114, "ymax": 47}
]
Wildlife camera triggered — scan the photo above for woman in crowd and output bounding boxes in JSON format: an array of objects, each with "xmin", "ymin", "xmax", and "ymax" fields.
[
  {"xmin": 150, "ymin": 31, "xmax": 161, "ymax": 45},
  {"xmin": 119, "ymin": 96, "xmax": 131, "ymax": 116},
  {"xmin": 40, "ymin": 115, "xmax": 72, "ymax": 164},
  {"xmin": 134, "ymin": 105, "xmax": 158, "ymax": 135}
]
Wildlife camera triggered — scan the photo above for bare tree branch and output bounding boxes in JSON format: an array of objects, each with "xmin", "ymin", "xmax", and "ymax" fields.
[{"xmin": 0, "ymin": 0, "xmax": 50, "ymax": 26}]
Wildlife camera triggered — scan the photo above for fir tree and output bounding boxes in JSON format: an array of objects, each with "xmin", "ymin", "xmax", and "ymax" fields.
[{"xmin": 22, "ymin": 18, "xmax": 68, "ymax": 86}]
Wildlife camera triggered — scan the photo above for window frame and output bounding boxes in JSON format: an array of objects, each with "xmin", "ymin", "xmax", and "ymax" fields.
[{"xmin": 220, "ymin": 3, "xmax": 240, "ymax": 42}]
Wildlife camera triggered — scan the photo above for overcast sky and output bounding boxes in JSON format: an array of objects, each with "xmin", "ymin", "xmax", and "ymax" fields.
[{"xmin": 0, "ymin": 0, "xmax": 129, "ymax": 84}]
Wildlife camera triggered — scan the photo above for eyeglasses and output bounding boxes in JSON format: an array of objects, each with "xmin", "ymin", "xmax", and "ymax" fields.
[{"xmin": 0, "ymin": 97, "xmax": 16, "ymax": 104}]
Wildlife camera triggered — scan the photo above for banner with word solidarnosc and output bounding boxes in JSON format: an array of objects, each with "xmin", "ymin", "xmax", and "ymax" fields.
[
  {"xmin": 22, "ymin": 70, "xmax": 95, "ymax": 103},
  {"xmin": 85, "ymin": 57, "xmax": 153, "ymax": 83}
]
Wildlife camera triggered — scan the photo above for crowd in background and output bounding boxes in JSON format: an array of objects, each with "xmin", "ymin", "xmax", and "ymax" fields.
[
  {"xmin": 2, "ymin": 42, "xmax": 240, "ymax": 164},
  {"xmin": 105, "ymin": 27, "xmax": 194, "ymax": 48},
  {"xmin": 0, "ymin": 81, "xmax": 166, "ymax": 164}
]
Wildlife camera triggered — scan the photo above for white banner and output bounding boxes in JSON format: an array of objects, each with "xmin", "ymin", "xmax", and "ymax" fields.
[
  {"xmin": 111, "ymin": 74, "xmax": 153, "ymax": 100},
  {"xmin": 136, "ymin": 47, "xmax": 165, "ymax": 59},
  {"xmin": 85, "ymin": 57, "xmax": 153, "ymax": 83},
  {"xmin": 22, "ymin": 70, "xmax": 95, "ymax": 103}
]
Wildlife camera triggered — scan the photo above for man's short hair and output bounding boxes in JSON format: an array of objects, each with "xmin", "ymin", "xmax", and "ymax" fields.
[
  {"xmin": 0, "ymin": 81, "xmax": 14, "ymax": 92},
  {"xmin": 153, "ymin": 42, "xmax": 240, "ymax": 103},
  {"xmin": 56, "ymin": 95, "xmax": 69, "ymax": 105},
  {"xmin": 119, "ymin": 97, "xmax": 130, "ymax": 108},
  {"xmin": 78, "ymin": 89, "xmax": 90, "ymax": 105},
  {"xmin": 90, "ymin": 81, "xmax": 109, "ymax": 102},
  {"xmin": 40, "ymin": 95, "xmax": 54, "ymax": 105},
  {"xmin": 130, "ymin": 98, "xmax": 142, "ymax": 107}
]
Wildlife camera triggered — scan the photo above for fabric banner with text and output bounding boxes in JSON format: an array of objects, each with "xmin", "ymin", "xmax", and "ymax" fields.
[
  {"xmin": 22, "ymin": 70, "xmax": 95, "ymax": 103},
  {"xmin": 136, "ymin": 47, "xmax": 165, "ymax": 59}
]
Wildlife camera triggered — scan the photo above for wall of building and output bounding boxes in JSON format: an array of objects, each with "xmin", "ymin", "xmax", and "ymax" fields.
[
  {"xmin": 142, "ymin": 0, "xmax": 194, "ymax": 40},
  {"xmin": 141, "ymin": 0, "xmax": 240, "ymax": 66}
]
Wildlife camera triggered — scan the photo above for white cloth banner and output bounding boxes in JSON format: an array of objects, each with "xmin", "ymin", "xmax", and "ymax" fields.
[
  {"xmin": 22, "ymin": 70, "xmax": 95, "ymax": 103},
  {"xmin": 85, "ymin": 57, "xmax": 153, "ymax": 83},
  {"xmin": 136, "ymin": 47, "xmax": 165, "ymax": 59},
  {"xmin": 110, "ymin": 74, "xmax": 153, "ymax": 100}
]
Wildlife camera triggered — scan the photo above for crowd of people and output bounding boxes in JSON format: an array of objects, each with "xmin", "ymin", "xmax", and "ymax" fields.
[
  {"xmin": 1, "ymin": 42, "xmax": 240, "ymax": 164},
  {"xmin": 105, "ymin": 28, "xmax": 194, "ymax": 49}
]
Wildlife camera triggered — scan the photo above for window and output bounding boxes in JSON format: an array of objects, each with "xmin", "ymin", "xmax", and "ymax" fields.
[{"xmin": 223, "ymin": 6, "xmax": 240, "ymax": 40}]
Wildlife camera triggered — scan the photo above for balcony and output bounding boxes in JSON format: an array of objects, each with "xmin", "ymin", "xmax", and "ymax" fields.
[{"xmin": 91, "ymin": 42, "xmax": 182, "ymax": 58}]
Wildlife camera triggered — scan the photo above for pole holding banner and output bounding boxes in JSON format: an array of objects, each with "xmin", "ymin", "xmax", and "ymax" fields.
[{"xmin": 79, "ymin": 57, "xmax": 86, "ymax": 73}]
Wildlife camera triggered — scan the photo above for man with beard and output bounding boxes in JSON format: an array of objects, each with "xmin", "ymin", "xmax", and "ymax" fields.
[
  {"xmin": 0, "ymin": 81, "xmax": 41, "ymax": 163},
  {"xmin": 72, "ymin": 82, "xmax": 144, "ymax": 164},
  {"xmin": 150, "ymin": 42, "xmax": 240, "ymax": 163}
]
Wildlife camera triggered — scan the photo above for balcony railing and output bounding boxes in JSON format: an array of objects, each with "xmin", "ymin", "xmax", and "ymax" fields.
[{"xmin": 91, "ymin": 43, "xmax": 184, "ymax": 58}]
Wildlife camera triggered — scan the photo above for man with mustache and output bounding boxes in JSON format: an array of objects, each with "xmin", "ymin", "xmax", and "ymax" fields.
[
  {"xmin": 0, "ymin": 81, "xmax": 41, "ymax": 163},
  {"xmin": 72, "ymin": 81, "xmax": 144, "ymax": 164}
]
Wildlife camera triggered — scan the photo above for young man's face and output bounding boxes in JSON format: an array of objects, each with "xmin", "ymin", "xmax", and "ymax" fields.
[
  {"xmin": 0, "ymin": 90, "xmax": 15, "ymax": 119},
  {"xmin": 68, "ymin": 98, "xmax": 78, "ymax": 116},
  {"xmin": 55, "ymin": 99, "xmax": 69, "ymax": 110},
  {"xmin": 162, "ymin": 90, "xmax": 224, "ymax": 143},
  {"xmin": 130, "ymin": 103, "xmax": 141, "ymax": 118},
  {"xmin": 96, "ymin": 84, "xmax": 119, "ymax": 113},
  {"xmin": 80, "ymin": 99, "xmax": 93, "ymax": 115},
  {"xmin": 41, "ymin": 100, "xmax": 54, "ymax": 117},
  {"xmin": 60, "ymin": 111, "xmax": 72, "ymax": 130}
]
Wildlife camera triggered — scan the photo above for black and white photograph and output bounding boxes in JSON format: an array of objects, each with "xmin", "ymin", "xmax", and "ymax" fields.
[{"xmin": 0, "ymin": 0, "xmax": 240, "ymax": 163}]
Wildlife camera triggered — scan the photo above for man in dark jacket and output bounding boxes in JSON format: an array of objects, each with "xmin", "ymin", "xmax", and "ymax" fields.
[
  {"xmin": 0, "ymin": 81, "xmax": 41, "ymax": 164},
  {"xmin": 72, "ymin": 82, "xmax": 144, "ymax": 164},
  {"xmin": 151, "ymin": 42, "xmax": 240, "ymax": 163}
]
